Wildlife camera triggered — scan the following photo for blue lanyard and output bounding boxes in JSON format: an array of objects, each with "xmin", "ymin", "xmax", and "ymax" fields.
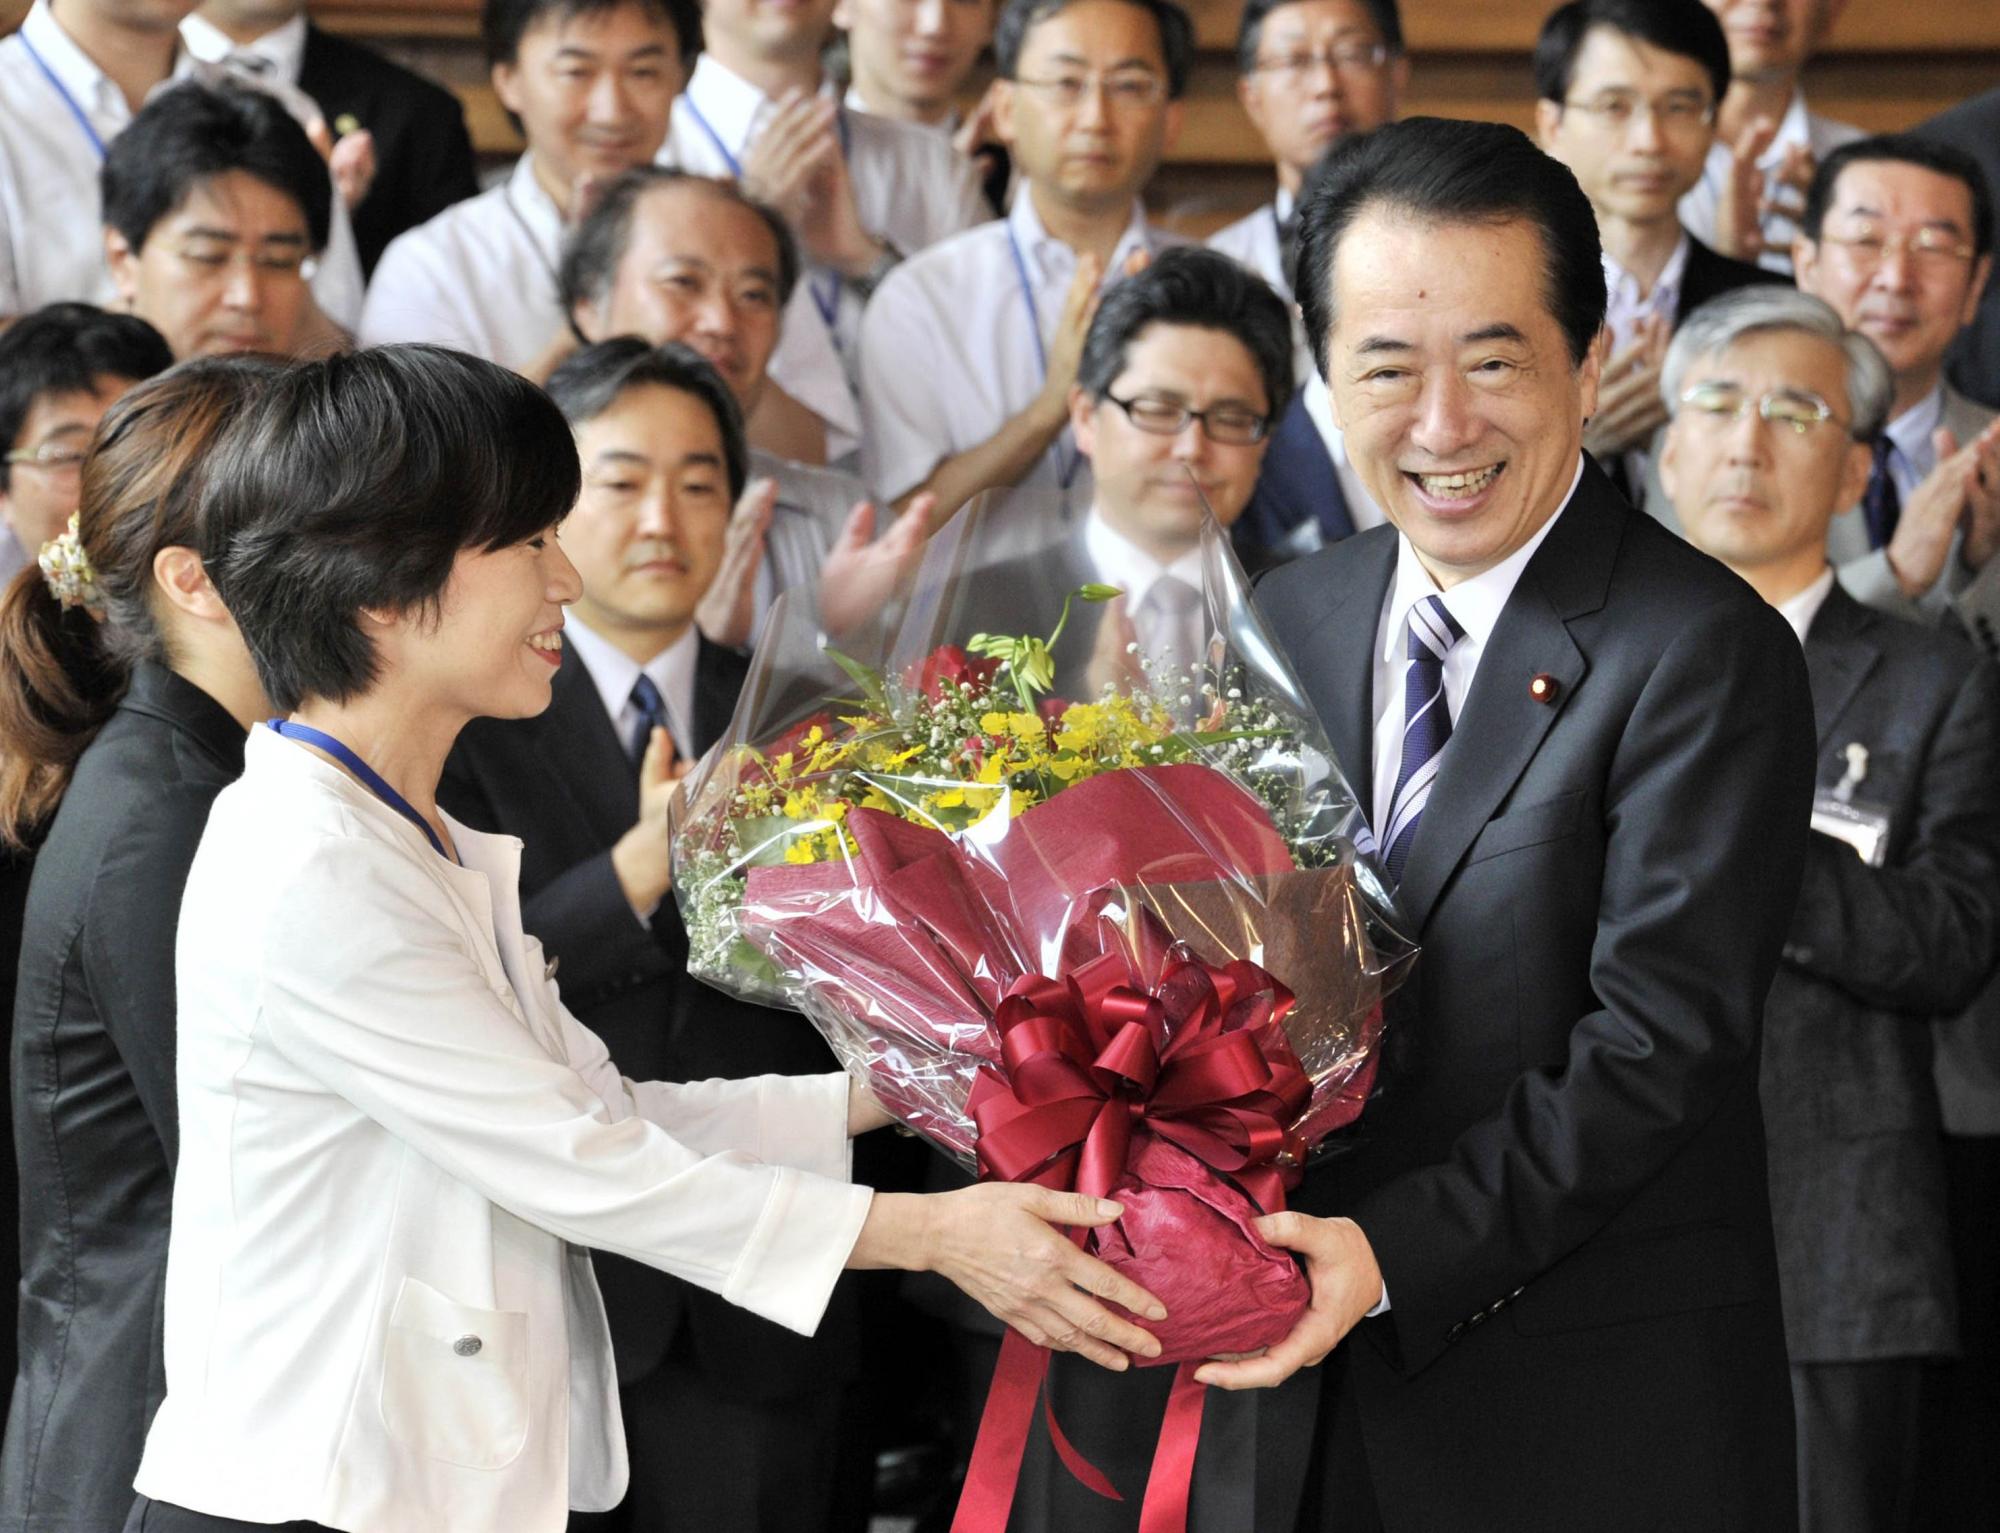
[
  {"xmin": 684, "ymin": 93, "xmax": 851, "ymax": 345},
  {"xmin": 267, "ymin": 719, "xmax": 456, "ymax": 864},
  {"xmin": 17, "ymin": 31, "xmax": 109, "ymax": 160},
  {"xmin": 1006, "ymin": 226, "xmax": 1083, "ymax": 490}
]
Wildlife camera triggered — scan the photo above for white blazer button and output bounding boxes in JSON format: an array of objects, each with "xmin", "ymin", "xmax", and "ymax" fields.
[{"xmin": 453, "ymin": 1335, "xmax": 483, "ymax": 1357}]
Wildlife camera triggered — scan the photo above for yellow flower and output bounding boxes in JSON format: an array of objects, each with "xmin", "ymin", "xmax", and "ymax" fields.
[
  {"xmin": 978, "ymin": 711, "xmax": 1010, "ymax": 736},
  {"xmin": 784, "ymin": 838, "xmax": 819, "ymax": 865}
]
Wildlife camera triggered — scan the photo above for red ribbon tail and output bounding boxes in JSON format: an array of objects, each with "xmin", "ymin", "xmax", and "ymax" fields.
[
  {"xmin": 1136, "ymin": 1363, "xmax": 1208, "ymax": 1533},
  {"xmin": 1045, "ymin": 1393, "xmax": 1122, "ymax": 1502},
  {"xmin": 951, "ymin": 1330, "xmax": 1050, "ymax": 1533}
]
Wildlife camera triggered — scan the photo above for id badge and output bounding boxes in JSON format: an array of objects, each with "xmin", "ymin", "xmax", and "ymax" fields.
[{"xmin": 1810, "ymin": 793, "xmax": 1892, "ymax": 867}]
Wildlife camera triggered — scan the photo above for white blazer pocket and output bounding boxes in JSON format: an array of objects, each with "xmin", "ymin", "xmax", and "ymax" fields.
[{"xmin": 378, "ymin": 1277, "xmax": 530, "ymax": 1471}]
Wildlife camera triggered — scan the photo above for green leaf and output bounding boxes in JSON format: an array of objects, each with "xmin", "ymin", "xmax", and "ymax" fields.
[
  {"xmin": 734, "ymin": 814, "xmax": 815, "ymax": 867},
  {"xmin": 823, "ymin": 646, "xmax": 887, "ymax": 710},
  {"xmin": 1077, "ymin": 583, "xmax": 1124, "ymax": 603}
]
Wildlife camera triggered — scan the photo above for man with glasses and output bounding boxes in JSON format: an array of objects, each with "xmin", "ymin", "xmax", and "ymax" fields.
[
  {"xmin": 1657, "ymin": 284, "xmax": 2000, "ymax": 1530},
  {"xmin": 1792, "ymin": 137, "xmax": 2000, "ymax": 652},
  {"xmin": 1534, "ymin": 0, "xmax": 1781, "ymax": 499},
  {"xmin": 0, "ymin": 304, "xmax": 172, "ymax": 587},
  {"xmin": 858, "ymin": 0, "xmax": 1190, "ymax": 532}
]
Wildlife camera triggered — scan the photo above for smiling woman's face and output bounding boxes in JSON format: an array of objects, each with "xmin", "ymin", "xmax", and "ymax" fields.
[{"xmin": 1321, "ymin": 209, "xmax": 1600, "ymax": 587}]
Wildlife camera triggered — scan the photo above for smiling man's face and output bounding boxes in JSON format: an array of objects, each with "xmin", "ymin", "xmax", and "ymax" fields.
[{"xmin": 1320, "ymin": 208, "xmax": 1600, "ymax": 586}]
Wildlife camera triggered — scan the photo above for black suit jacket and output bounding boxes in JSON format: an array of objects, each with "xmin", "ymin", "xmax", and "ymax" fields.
[
  {"xmin": 1, "ymin": 664, "xmax": 245, "ymax": 1531},
  {"xmin": 1764, "ymin": 584, "xmax": 2000, "ymax": 1363},
  {"xmin": 297, "ymin": 24, "xmax": 478, "ymax": 277},
  {"xmin": 439, "ymin": 637, "xmax": 859, "ymax": 1401},
  {"xmin": 1674, "ymin": 232, "xmax": 1790, "ymax": 327},
  {"xmin": 1915, "ymin": 88, "xmax": 2000, "ymax": 411},
  {"xmin": 1257, "ymin": 465, "xmax": 1814, "ymax": 1529}
]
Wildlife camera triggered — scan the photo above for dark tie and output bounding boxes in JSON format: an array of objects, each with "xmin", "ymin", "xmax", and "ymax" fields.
[
  {"xmin": 1383, "ymin": 595, "xmax": 1466, "ymax": 885},
  {"xmin": 627, "ymin": 673, "xmax": 669, "ymax": 766},
  {"xmin": 1276, "ymin": 212, "xmax": 1302, "ymax": 296},
  {"xmin": 1862, "ymin": 436, "xmax": 1901, "ymax": 550}
]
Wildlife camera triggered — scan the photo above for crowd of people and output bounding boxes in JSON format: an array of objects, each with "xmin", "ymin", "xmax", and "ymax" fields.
[{"xmin": 0, "ymin": 0, "xmax": 1996, "ymax": 1529}]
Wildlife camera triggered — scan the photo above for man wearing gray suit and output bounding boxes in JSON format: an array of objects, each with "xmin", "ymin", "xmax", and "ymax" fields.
[{"xmin": 1660, "ymin": 285, "xmax": 2000, "ymax": 1532}]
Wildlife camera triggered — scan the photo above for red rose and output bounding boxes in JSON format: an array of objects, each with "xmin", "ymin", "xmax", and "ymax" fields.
[{"xmin": 905, "ymin": 644, "xmax": 1001, "ymax": 702}]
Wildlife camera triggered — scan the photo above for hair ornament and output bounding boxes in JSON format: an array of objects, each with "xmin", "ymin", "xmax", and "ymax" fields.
[{"xmin": 38, "ymin": 513, "xmax": 106, "ymax": 618}]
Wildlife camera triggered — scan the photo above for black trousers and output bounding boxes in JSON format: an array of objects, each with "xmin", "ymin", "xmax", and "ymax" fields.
[
  {"xmin": 1792, "ymin": 1360, "xmax": 1925, "ymax": 1533},
  {"xmin": 1914, "ymin": 1132, "xmax": 2000, "ymax": 1532},
  {"xmin": 125, "ymin": 1498, "xmax": 334, "ymax": 1532}
]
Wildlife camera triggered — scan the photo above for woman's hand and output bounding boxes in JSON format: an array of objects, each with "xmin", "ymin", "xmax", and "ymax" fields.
[{"xmin": 850, "ymin": 1187, "xmax": 1166, "ymax": 1371}]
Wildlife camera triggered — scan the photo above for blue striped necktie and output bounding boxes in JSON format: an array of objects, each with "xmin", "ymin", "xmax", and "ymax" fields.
[
  {"xmin": 1383, "ymin": 594, "xmax": 1466, "ymax": 885},
  {"xmin": 627, "ymin": 673, "xmax": 670, "ymax": 766}
]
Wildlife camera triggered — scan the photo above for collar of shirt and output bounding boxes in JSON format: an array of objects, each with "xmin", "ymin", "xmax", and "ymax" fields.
[
  {"xmin": 562, "ymin": 615, "xmax": 700, "ymax": 760},
  {"xmin": 1274, "ymin": 186, "xmax": 1296, "ymax": 224},
  {"xmin": 1007, "ymin": 189, "xmax": 1153, "ymax": 290},
  {"xmin": 21, "ymin": 0, "xmax": 137, "ymax": 135},
  {"xmin": 1600, "ymin": 231, "xmax": 1690, "ymax": 350},
  {"xmin": 842, "ymin": 83, "xmax": 958, "ymax": 136},
  {"xmin": 1378, "ymin": 454, "xmax": 1585, "ymax": 670},
  {"xmin": 687, "ymin": 53, "xmax": 839, "ymax": 158},
  {"xmin": 178, "ymin": 11, "xmax": 307, "ymax": 87},
  {"xmin": 503, "ymin": 153, "xmax": 566, "ymax": 271},
  {"xmin": 1082, "ymin": 506, "xmax": 1205, "ymax": 608},
  {"xmin": 1300, "ymin": 372, "xmax": 1387, "ymax": 532},
  {"xmin": 1775, "ymin": 564, "xmax": 1836, "ymax": 644},
  {"xmin": 1884, "ymin": 383, "xmax": 1946, "ymax": 487}
]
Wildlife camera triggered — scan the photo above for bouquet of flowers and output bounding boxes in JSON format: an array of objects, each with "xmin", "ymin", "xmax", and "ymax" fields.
[{"xmin": 672, "ymin": 498, "xmax": 1412, "ymax": 1522}]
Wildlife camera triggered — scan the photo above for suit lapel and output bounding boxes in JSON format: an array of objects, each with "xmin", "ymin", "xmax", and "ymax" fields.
[
  {"xmin": 1800, "ymin": 585, "xmax": 1881, "ymax": 749},
  {"xmin": 539, "ymin": 647, "xmax": 640, "ymax": 847},
  {"xmin": 1392, "ymin": 475, "xmax": 1617, "ymax": 931},
  {"xmin": 693, "ymin": 637, "xmax": 752, "ymax": 757}
]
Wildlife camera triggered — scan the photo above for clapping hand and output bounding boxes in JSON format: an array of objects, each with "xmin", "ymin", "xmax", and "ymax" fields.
[
  {"xmin": 307, "ymin": 117, "xmax": 377, "ymax": 211},
  {"xmin": 1193, "ymin": 1212, "xmax": 1384, "ymax": 1390},
  {"xmin": 1888, "ymin": 418, "xmax": 2000, "ymax": 596},
  {"xmin": 1583, "ymin": 316, "xmax": 1671, "ymax": 459},
  {"xmin": 1713, "ymin": 115, "xmax": 1777, "ymax": 264},
  {"xmin": 611, "ymin": 726, "xmax": 693, "ymax": 917},
  {"xmin": 817, "ymin": 493, "xmax": 937, "ymax": 638},
  {"xmin": 741, "ymin": 93, "xmax": 882, "ymax": 278},
  {"xmin": 696, "ymin": 477, "xmax": 779, "ymax": 650}
]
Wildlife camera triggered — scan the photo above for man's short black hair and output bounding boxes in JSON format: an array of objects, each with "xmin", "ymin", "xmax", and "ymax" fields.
[
  {"xmin": 558, "ymin": 167, "xmax": 800, "ymax": 331},
  {"xmin": 1236, "ymin": 0, "xmax": 1401, "ymax": 75},
  {"xmin": 1802, "ymin": 133, "xmax": 1996, "ymax": 260},
  {"xmin": 482, "ymin": 0, "xmax": 701, "ymax": 69},
  {"xmin": 200, "ymin": 346, "xmax": 582, "ymax": 712},
  {"xmin": 0, "ymin": 304, "xmax": 172, "ymax": 492},
  {"xmin": 1075, "ymin": 247, "xmax": 1297, "ymax": 423},
  {"xmin": 994, "ymin": 0, "xmax": 1194, "ymax": 98},
  {"xmin": 1533, "ymin": 0, "xmax": 1729, "ymax": 109},
  {"xmin": 1295, "ymin": 117, "xmax": 1607, "ymax": 375},
  {"xmin": 546, "ymin": 338, "xmax": 750, "ymax": 502},
  {"xmin": 100, "ymin": 81, "xmax": 332, "ymax": 255}
]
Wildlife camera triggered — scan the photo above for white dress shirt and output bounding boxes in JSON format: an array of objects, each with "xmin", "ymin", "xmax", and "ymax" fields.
[
  {"xmin": 133, "ymin": 726, "xmax": 868, "ymax": 1532},
  {"xmin": 1369, "ymin": 457, "xmax": 1584, "ymax": 837},
  {"xmin": 0, "ymin": 0, "xmax": 363, "ymax": 325},
  {"xmin": 842, "ymin": 84, "xmax": 959, "ymax": 139},
  {"xmin": 664, "ymin": 54, "xmax": 986, "ymax": 404},
  {"xmin": 1601, "ymin": 233, "xmax": 1689, "ymax": 352},
  {"xmin": 1300, "ymin": 372, "xmax": 1387, "ymax": 534},
  {"xmin": 747, "ymin": 446, "xmax": 866, "ymax": 624},
  {"xmin": 0, "ymin": 524, "xmax": 27, "ymax": 589},
  {"xmin": 563, "ymin": 614, "xmax": 700, "ymax": 763},
  {"xmin": 359, "ymin": 154, "xmax": 855, "ymax": 456},
  {"xmin": 1082, "ymin": 507, "xmax": 1207, "ymax": 671},
  {"xmin": 178, "ymin": 10, "xmax": 308, "ymax": 86},
  {"xmin": 859, "ymin": 192, "xmax": 1174, "ymax": 509},
  {"xmin": 1208, "ymin": 189, "xmax": 1315, "ymax": 384},
  {"xmin": 1882, "ymin": 384, "xmax": 1946, "ymax": 503},
  {"xmin": 1775, "ymin": 564, "xmax": 1836, "ymax": 645},
  {"xmin": 1679, "ymin": 91, "xmax": 1864, "ymax": 275}
]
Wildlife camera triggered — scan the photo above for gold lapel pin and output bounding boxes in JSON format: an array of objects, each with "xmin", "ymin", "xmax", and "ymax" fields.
[
  {"xmin": 333, "ymin": 113, "xmax": 362, "ymax": 137},
  {"xmin": 1529, "ymin": 673, "xmax": 1560, "ymax": 705}
]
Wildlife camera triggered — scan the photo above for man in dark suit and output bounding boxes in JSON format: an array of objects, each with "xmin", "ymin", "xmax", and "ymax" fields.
[
  {"xmin": 1196, "ymin": 118, "xmax": 1815, "ymax": 1532},
  {"xmin": 1657, "ymin": 282, "xmax": 2000, "ymax": 1531},
  {"xmin": 438, "ymin": 340, "xmax": 913, "ymax": 1532},
  {"xmin": 187, "ymin": 0, "xmax": 479, "ymax": 274},
  {"xmin": 1534, "ymin": 0, "xmax": 1784, "ymax": 506}
]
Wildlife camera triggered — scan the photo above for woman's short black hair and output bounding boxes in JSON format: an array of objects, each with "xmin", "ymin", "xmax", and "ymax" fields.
[
  {"xmin": 1533, "ymin": 0, "xmax": 1730, "ymax": 111},
  {"xmin": 482, "ymin": 0, "xmax": 701, "ymax": 69},
  {"xmin": 100, "ymin": 81, "xmax": 332, "ymax": 255},
  {"xmin": 1236, "ymin": 0, "xmax": 1401, "ymax": 74},
  {"xmin": 1803, "ymin": 134, "xmax": 1996, "ymax": 259},
  {"xmin": 1295, "ymin": 117, "xmax": 1607, "ymax": 375},
  {"xmin": 1075, "ymin": 247, "xmax": 1297, "ymax": 422},
  {"xmin": 200, "ymin": 346, "xmax": 582, "ymax": 712},
  {"xmin": 558, "ymin": 167, "xmax": 800, "ymax": 328},
  {"xmin": 0, "ymin": 304, "xmax": 172, "ymax": 492},
  {"xmin": 993, "ymin": 0, "xmax": 1194, "ymax": 98},
  {"xmin": 545, "ymin": 338, "xmax": 749, "ymax": 502}
]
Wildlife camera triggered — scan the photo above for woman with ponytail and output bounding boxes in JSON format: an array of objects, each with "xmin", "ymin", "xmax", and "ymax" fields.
[{"xmin": 0, "ymin": 357, "xmax": 281, "ymax": 1533}]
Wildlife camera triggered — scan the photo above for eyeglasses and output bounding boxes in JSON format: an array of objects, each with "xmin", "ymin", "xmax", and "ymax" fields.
[
  {"xmin": 1104, "ymin": 392, "xmax": 1270, "ymax": 445},
  {"xmin": 1815, "ymin": 223, "xmax": 1978, "ymax": 273},
  {"xmin": 1677, "ymin": 381, "xmax": 1849, "ymax": 437},
  {"xmin": 1250, "ymin": 41, "xmax": 1392, "ymax": 84},
  {"xmin": 3, "ymin": 442, "xmax": 88, "ymax": 475},
  {"xmin": 1012, "ymin": 70, "xmax": 1167, "ymax": 111},
  {"xmin": 1560, "ymin": 92, "xmax": 1715, "ymax": 133}
]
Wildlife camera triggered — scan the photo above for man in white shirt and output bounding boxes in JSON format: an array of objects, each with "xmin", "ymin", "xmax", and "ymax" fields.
[
  {"xmin": 1678, "ymin": 0, "xmax": 1861, "ymax": 274},
  {"xmin": 1657, "ymin": 282, "xmax": 2000, "ymax": 1533},
  {"xmin": 857, "ymin": 0, "xmax": 1190, "ymax": 530},
  {"xmin": 1533, "ymin": 0, "xmax": 1780, "ymax": 495},
  {"xmin": 0, "ymin": 0, "xmax": 363, "ymax": 329},
  {"xmin": 662, "ymin": 0, "xmax": 986, "ymax": 404},
  {"xmin": 1790, "ymin": 137, "xmax": 2000, "ymax": 651}
]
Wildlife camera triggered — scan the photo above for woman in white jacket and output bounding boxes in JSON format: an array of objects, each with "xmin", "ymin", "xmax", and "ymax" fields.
[{"xmin": 127, "ymin": 346, "xmax": 1163, "ymax": 1533}]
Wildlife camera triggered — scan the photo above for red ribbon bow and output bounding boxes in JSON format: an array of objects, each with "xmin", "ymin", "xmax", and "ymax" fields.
[{"xmin": 952, "ymin": 950, "xmax": 1311, "ymax": 1533}]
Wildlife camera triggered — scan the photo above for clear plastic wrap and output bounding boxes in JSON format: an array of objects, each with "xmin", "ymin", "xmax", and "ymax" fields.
[{"xmin": 673, "ymin": 490, "xmax": 1415, "ymax": 1359}]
